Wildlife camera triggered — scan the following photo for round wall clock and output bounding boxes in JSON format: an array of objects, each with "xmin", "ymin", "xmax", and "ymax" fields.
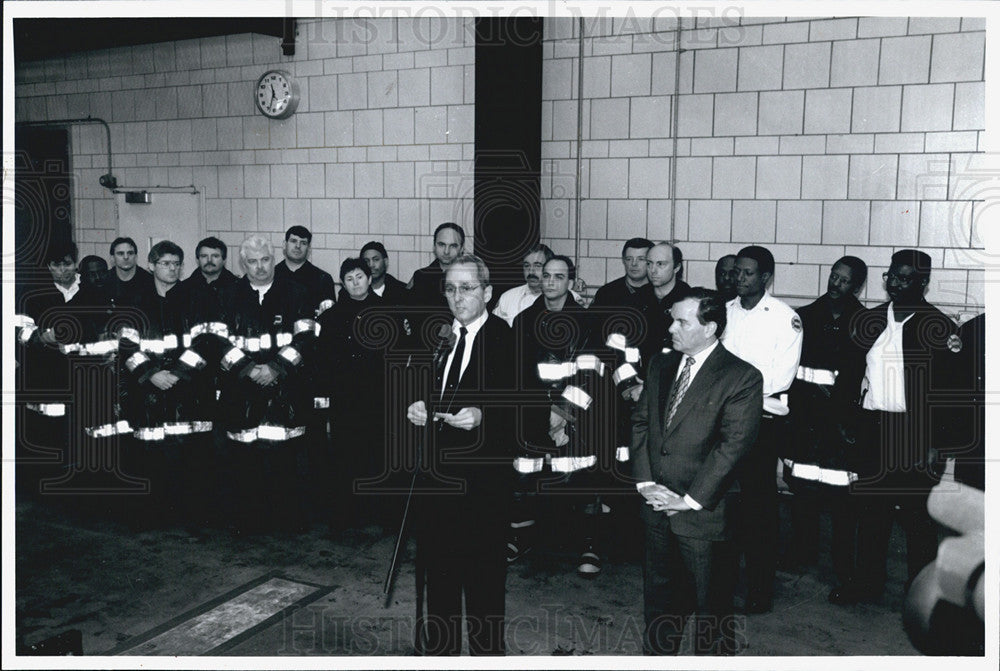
[{"xmin": 255, "ymin": 70, "xmax": 300, "ymax": 120}]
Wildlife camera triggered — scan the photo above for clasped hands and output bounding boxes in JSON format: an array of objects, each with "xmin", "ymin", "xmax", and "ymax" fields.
[
  {"xmin": 407, "ymin": 401, "xmax": 481, "ymax": 431},
  {"xmin": 637, "ymin": 482, "xmax": 692, "ymax": 516}
]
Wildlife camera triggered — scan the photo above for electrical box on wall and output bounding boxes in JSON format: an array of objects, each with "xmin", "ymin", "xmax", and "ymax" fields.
[{"xmin": 124, "ymin": 191, "xmax": 152, "ymax": 204}]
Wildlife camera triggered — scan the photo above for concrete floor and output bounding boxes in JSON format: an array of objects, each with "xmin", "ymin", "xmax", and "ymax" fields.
[{"xmin": 12, "ymin": 491, "xmax": 924, "ymax": 660}]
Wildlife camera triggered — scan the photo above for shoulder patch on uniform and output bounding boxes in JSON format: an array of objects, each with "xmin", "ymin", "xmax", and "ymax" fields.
[
  {"xmin": 947, "ymin": 333, "xmax": 963, "ymax": 353},
  {"xmin": 791, "ymin": 315, "xmax": 802, "ymax": 333}
]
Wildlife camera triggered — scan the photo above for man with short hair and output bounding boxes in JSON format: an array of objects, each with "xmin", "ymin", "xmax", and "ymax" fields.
[
  {"xmin": 509, "ymin": 256, "xmax": 606, "ymax": 574},
  {"xmin": 633, "ymin": 287, "xmax": 762, "ymax": 655},
  {"xmin": 715, "ymin": 254, "xmax": 737, "ymax": 302},
  {"xmin": 721, "ymin": 245, "xmax": 803, "ymax": 613},
  {"xmin": 118, "ymin": 241, "xmax": 218, "ymax": 527},
  {"xmin": 218, "ymin": 235, "xmax": 315, "ymax": 533},
  {"xmin": 181, "ymin": 237, "xmax": 239, "ymax": 321},
  {"xmin": 15, "ymin": 241, "xmax": 100, "ymax": 498},
  {"xmin": 783, "ymin": 257, "xmax": 868, "ymax": 581},
  {"xmin": 360, "ymin": 241, "xmax": 408, "ymax": 304},
  {"xmin": 275, "ymin": 225, "xmax": 337, "ymax": 317},
  {"xmin": 407, "ymin": 222, "xmax": 466, "ymax": 312},
  {"xmin": 832, "ymin": 249, "xmax": 956, "ymax": 605},
  {"xmin": 105, "ymin": 237, "xmax": 154, "ymax": 308},
  {"xmin": 79, "ymin": 255, "xmax": 108, "ymax": 291},
  {"xmin": 590, "ymin": 237, "xmax": 654, "ymax": 309},
  {"xmin": 493, "ymin": 244, "xmax": 583, "ymax": 326},
  {"xmin": 406, "ymin": 254, "xmax": 513, "ymax": 656},
  {"xmin": 636, "ymin": 242, "xmax": 691, "ymax": 364}
]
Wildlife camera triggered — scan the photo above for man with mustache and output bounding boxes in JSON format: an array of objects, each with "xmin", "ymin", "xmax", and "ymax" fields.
[{"xmin": 180, "ymin": 237, "xmax": 238, "ymax": 319}]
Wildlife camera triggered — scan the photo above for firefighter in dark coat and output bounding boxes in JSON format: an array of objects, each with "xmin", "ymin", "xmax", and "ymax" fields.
[
  {"xmin": 510, "ymin": 256, "xmax": 613, "ymax": 576},
  {"xmin": 217, "ymin": 235, "xmax": 315, "ymax": 533},
  {"xmin": 782, "ymin": 256, "xmax": 867, "ymax": 583},
  {"xmin": 317, "ymin": 258, "xmax": 388, "ymax": 530},
  {"xmin": 116, "ymin": 241, "xmax": 222, "ymax": 527}
]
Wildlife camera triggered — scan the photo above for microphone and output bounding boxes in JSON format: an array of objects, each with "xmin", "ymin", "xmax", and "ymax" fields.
[{"xmin": 432, "ymin": 323, "xmax": 455, "ymax": 368}]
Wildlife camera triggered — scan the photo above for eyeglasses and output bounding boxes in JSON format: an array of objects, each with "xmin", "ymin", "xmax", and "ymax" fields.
[
  {"xmin": 882, "ymin": 271, "xmax": 916, "ymax": 287},
  {"xmin": 156, "ymin": 260, "xmax": 182, "ymax": 269},
  {"xmin": 443, "ymin": 283, "xmax": 482, "ymax": 298}
]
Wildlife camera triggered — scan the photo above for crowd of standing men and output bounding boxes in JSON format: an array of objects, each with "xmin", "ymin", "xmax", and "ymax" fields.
[{"xmin": 15, "ymin": 223, "xmax": 984, "ymax": 656}]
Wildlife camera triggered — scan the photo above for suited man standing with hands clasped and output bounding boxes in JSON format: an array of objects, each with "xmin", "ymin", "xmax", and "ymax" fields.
[{"xmin": 632, "ymin": 287, "xmax": 762, "ymax": 656}]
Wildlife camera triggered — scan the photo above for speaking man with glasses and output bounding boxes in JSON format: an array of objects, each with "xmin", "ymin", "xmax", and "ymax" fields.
[
  {"xmin": 831, "ymin": 249, "xmax": 957, "ymax": 606},
  {"xmin": 406, "ymin": 254, "xmax": 514, "ymax": 656}
]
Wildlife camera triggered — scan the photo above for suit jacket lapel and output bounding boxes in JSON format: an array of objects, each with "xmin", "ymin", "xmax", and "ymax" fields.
[{"xmin": 664, "ymin": 345, "xmax": 725, "ymax": 438}]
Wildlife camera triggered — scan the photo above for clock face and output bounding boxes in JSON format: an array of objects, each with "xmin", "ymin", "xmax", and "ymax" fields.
[{"xmin": 255, "ymin": 70, "xmax": 300, "ymax": 119}]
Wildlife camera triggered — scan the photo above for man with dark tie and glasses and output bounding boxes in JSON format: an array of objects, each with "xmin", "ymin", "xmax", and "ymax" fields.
[{"xmin": 405, "ymin": 254, "xmax": 514, "ymax": 656}]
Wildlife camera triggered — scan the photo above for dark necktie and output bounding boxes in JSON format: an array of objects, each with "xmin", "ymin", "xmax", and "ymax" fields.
[
  {"xmin": 665, "ymin": 356, "xmax": 695, "ymax": 428},
  {"xmin": 443, "ymin": 326, "xmax": 468, "ymax": 398}
]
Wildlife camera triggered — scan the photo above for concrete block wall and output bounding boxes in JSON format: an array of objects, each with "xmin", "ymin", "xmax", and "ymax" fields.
[
  {"xmin": 540, "ymin": 16, "xmax": 986, "ymax": 317},
  {"xmin": 15, "ymin": 18, "xmax": 476, "ymax": 282}
]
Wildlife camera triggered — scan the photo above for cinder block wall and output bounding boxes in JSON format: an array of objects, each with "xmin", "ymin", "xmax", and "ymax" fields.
[
  {"xmin": 14, "ymin": 18, "xmax": 476, "ymax": 282},
  {"xmin": 539, "ymin": 16, "xmax": 985, "ymax": 318}
]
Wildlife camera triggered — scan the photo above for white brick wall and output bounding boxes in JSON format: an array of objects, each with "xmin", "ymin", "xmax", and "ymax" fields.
[
  {"xmin": 540, "ymin": 16, "xmax": 984, "ymax": 314},
  {"xmin": 15, "ymin": 18, "xmax": 475, "ymax": 282}
]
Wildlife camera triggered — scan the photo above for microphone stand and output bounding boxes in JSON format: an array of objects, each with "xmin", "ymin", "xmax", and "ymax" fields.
[{"xmin": 383, "ymin": 325, "xmax": 453, "ymax": 613}]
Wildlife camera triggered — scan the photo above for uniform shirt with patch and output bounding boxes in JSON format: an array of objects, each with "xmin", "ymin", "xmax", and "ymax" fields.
[{"xmin": 722, "ymin": 292, "xmax": 803, "ymax": 397}]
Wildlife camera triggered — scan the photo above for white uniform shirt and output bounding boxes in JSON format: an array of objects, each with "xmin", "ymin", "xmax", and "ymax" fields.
[
  {"xmin": 492, "ymin": 283, "xmax": 583, "ymax": 326},
  {"xmin": 860, "ymin": 303, "xmax": 912, "ymax": 412},
  {"xmin": 722, "ymin": 292, "xmax": 803, "ymax": 397}
]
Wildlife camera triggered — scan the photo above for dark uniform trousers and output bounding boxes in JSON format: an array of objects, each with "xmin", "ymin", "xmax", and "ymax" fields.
[
  {"xmin": 734, "ymin": 411, "xmax": 783, "ymax": 606},
  {"xmin": 852, "ymin": 409, "xmax": 939, "ymax": 593}
]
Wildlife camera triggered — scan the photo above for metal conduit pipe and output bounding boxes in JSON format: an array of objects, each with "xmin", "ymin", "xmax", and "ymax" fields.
[
  {"xmin": 572, "ymin": 17, "xmax": 585, "ymax": 271},
  {"xmin": 16, "ymin": 116, "xmax": 115, "ymax": 188},
  {"xmin": 668, "ymin": 20, "xmax": 682, "ymax": 244}
]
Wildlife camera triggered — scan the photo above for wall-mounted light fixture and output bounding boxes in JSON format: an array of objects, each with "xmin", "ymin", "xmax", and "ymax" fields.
[{"xmin": 124, "ymin": 191, "xmax": 152, "ymax": 204}]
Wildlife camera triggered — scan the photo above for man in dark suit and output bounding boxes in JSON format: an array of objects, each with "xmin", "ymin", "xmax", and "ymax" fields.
[
  {"xmin": 631, "ymin": 287, "xmax": 762, "ymax": 655},
  {"xmin": 406, "ymin": 254, "xmax": 513, "ymax": 656}
]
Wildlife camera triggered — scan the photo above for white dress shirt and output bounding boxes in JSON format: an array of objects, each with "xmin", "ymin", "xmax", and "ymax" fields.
[
  {"xmin": 861, "ymin": 303, "xmax": 912, "ymax": 412},
  {"xmin": 54, "ymin": 274, "xmax": 81, "ymax": 303},
  {"xmin": 440, "ymin": 309, "xmax": 489, "ymax": 397}
]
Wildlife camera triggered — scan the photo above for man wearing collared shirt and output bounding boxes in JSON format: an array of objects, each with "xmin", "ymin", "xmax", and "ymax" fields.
[
  {"xmin": 632, "ymin": 287, "xmax": 762, "ymax": 655},
  {"xmin": 720, "ymin": 245, "xmax": 803, "ymax": 614},
  {"xmin": 831, "ymin": 249, "xmax": 955, "ymax": 605},
  {"xmin": 406, "ymin": 254, "xmax": 514, "ymax": 656}
]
